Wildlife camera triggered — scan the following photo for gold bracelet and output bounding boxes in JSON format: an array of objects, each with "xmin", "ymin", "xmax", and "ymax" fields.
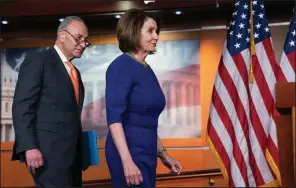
[{"xmin": 157, "ymin": 148, "xmax": 167, "ymax": 158}]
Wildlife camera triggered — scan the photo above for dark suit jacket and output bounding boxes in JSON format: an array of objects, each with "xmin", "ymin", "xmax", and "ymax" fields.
[{"xmin": 11, "ymin": 47, "xmax": 85, "ymax": 170}]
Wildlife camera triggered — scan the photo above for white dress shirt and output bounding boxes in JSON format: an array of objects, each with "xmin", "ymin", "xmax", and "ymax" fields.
[{"xmin": 54, "ymin": 45, "xmax": 70, "ymax": 74}]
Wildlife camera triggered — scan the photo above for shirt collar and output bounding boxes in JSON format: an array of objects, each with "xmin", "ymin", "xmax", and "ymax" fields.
[{"xmin": 54, "ymin": 44, "xmax": 68, "ymax": 63}]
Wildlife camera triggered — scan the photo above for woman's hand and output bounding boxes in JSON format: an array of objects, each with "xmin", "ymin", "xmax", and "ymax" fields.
[
  {"xmin": 160, "ymin": 154, "xmax": 182, "ymax": 175},
  {"xmin": 109, "ymin": 123, "xmax": 143, "ymax": 185},
  {"xmin": 122, "ymin": 158, "xmax": 143, "ymax": 186}
]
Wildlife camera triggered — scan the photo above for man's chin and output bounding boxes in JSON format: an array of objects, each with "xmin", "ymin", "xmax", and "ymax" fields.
[{"xmin": 73, "ymin": 52, "xmax": 83, "ymax": 58}]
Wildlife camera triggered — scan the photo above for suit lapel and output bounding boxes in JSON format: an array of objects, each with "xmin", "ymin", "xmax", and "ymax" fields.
[
  {"xmin": 49, "ymin": 48, "xmax": 77, "ymax": 106},
  {"xmin": 76, "ymin": 68, "xmax": 85, "ymax": 110}
]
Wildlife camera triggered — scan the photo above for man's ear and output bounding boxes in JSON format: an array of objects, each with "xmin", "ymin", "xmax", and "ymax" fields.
[{"xmin": 59, "ymin": 31, "xmax": 65, "ymax": 42}]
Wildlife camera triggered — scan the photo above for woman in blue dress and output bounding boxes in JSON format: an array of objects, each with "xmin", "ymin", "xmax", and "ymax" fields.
[{"xmin": 105, "ymin": 8, "xmax": 182, "ymax": 188}]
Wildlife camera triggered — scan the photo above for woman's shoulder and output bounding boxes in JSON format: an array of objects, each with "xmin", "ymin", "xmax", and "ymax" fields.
[{"xmin": 107, "ymin": 53, "xmax": 133, "ymax": 71}]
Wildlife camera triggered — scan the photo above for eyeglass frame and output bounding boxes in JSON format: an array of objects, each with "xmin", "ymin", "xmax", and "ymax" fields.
[{"xmin": 63, "ymin": 30, "xmax": 91, "ymax": 47}]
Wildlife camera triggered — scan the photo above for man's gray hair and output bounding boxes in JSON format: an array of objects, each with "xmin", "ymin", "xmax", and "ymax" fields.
[{"xmin": 57, "ymin": 16, "xmax": 86, "ymax": 32}]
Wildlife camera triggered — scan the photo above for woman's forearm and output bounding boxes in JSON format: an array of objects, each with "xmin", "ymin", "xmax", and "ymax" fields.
[
  {"xmin": 109, "ymin": 123, "xmax": 132, "ymax": 162},
  {"xmin": 157, "ymin": 135, "xmax": 164, "ymax": 152},
  {"xmin": 157, "ymin": 135, "xmax": 169, "ymax": 159}
]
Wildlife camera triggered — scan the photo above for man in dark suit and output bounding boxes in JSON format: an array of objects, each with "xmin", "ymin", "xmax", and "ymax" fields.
[{"xmin": 12, "ymin": 16, "xmax": 89, "ymax": 187}]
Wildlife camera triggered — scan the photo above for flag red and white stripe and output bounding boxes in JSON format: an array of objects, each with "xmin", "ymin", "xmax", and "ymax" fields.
[
  {"xmin": 277, "ymin": 9, "xmax": 295, "ymax": 83},
  {"xmin": 278, "ymin": 51, "xmax": 295, "ymax": 82}
]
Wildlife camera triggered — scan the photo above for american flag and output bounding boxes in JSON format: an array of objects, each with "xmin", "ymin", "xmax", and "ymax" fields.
[
  {"xmin": 277, "ymin": 9, "xmax": 296, "ymax": 83},
  {"xmin": 207, "ymin": 0, "xmax": 281, "ymax": 187}
]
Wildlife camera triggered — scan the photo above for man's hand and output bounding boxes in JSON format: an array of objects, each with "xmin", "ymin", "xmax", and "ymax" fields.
[{"xmin": 25, "ymin": 149, "xmax": 44, "ymax": 174}]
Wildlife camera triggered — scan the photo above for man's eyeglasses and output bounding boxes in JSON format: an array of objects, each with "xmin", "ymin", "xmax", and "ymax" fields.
[{"xmin": 63, "ymin": 30, "xmax": 91, "ymax": 48}]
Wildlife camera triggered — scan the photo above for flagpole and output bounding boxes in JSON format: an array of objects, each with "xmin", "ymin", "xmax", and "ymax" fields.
[
  {"xmin": 292, "ymin": 2, "xmax": 296, "ymax": 185},
  {"xmin": 249, "ymin": 0, "xmax": 255, "ymax": 83}
]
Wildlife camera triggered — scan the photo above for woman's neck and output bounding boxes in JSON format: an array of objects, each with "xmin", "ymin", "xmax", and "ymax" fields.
[{"xmin": 130, "ymin": 51, "xmax": 148, "ymax": 63}]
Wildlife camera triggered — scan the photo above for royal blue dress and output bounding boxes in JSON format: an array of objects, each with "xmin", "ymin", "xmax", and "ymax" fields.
[{"xmin": 105, "ymin": 53, "xmax": 166, "ymax": 188}]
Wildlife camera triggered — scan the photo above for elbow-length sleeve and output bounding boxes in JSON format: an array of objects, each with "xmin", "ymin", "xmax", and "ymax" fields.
[{"xmin": 105, "ymin": 60, "xmax": 133, "ymax": 126}]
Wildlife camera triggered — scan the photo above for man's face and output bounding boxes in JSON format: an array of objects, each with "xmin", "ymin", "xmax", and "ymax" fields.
[{"xmin": 59, "ymin": 21, "xmax": 89, "ymax": 59}]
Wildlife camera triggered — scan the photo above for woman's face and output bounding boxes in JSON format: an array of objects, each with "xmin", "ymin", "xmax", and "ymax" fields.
[{"xmin": 139, "ymin": 17, "xmax": 159, "ymax": 53}]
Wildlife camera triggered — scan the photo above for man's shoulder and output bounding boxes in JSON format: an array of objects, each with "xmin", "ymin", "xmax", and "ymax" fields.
[
  {"xmin": 23, "ymin": 48, "xmax": 56, "ymax": 65},
  {"xmin": 27, "ymin": 48, "xmax": 54, "ymax": 60},
  {"xmin": 20, "ymin": 48, "xmax": 55, "ymax": 69}
]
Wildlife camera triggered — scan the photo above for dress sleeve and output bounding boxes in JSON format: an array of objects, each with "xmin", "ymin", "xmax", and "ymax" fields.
[{"xmin": 105, "ymin": 60, "xmax": 133, "ymax": 126}]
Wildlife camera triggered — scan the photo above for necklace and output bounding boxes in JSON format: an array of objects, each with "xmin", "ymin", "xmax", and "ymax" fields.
[{"xmin": 126, "ymin": 52, "xmax": 149, "ymax": 68}]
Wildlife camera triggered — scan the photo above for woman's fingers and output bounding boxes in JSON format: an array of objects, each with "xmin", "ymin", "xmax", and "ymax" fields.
[
  {"xmin": 125, "ymin": 164, "xmax": 143, "ymax": 186},
  {"xmin": 138, "ymin": 171, "xmax": 143, "ymax": 183}
]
